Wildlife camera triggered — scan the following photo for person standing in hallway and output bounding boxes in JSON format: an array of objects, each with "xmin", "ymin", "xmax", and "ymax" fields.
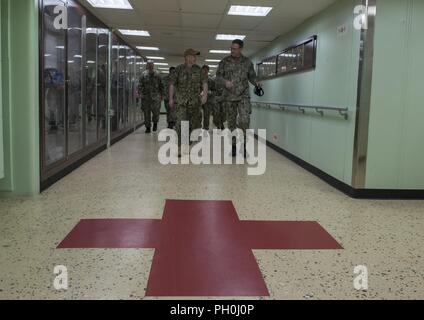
[
  {"xmin": 201, "ymin": 65, "xmax": 216, "ymax": 131},
  {"xmin": 216, "ymin": 39, "xmax": 261, "ymax": 157},
  {"xmin": 213, "ymin": 75, "xmax": 226, "ymax": 131},
  {"xmin": 169, "ymin": 49, "xmax": 208, "ymax": 155},
  {"xmin": 162, "ymin": 67, "xmax": 177, "ymax": 129},
  {"xmin": 139, "ymin": 60, "xmax": 164, "ymax": 134}
]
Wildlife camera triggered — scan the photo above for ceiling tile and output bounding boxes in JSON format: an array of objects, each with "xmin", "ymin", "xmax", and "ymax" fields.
[
  {"xmin": 180, "ymin": 0, "xmax": 229, "ymax": 14},
  {"xmin": 140, "ymin": 12, "xmax": 181, "ymax": 27},
  {"xmin": 132, "ymin": 0, "xmax": 180, "ymax": 12},
  {"xmin": 219, "ymin": 15, "xmax": 264, "ymax": 30},
  {"xmin": 279, "ymin": 0, "xmax": 336, "ymax": 18},
  {"xmin": 181, "ymin": 13, "xmax": 222, "ymax": 29}
]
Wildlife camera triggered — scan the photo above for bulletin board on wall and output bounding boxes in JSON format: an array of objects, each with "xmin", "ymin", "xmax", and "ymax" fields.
[{"xmin": 257, "ymin": 35, "xmax": 318, "ymax": 80}]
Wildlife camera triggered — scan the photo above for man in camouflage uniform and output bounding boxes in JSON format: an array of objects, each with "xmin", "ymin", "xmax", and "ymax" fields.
[
  {"xmin": 201, "ymin": 65, "xmax": 216, "ymax": 131},
  {"xmin": 169, "ymin": 49, "xmax": 208, "ymax": 155},
  {"xmin": 162, "ymin": 67, "xmax": 176, "ymax": 129},
  {"xmin": 213, "ymin": 77, "xmax": 226, "ymax": 131},
  {"xmin": 139, "ymin": 60, "xmax": 163, "ymax": 133},
  {"xmin": 216, "ymin": 39, "xmax": 261, "ymax": 157}
]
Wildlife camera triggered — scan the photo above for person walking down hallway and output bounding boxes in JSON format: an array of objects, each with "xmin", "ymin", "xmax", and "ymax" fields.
[
  {"xmin": 201, "ymin": 65, "xmax": 216, "ymax": 131},
  {"xmin": 139, "ymin": 60, "xmax": 164, "ymax": 134},
  {"xmin": 163, "ymin": 67, "xmax": 177, "ymax": 129},
  {"xmin": 169, "ymin": 49, "xmax": 208, "ymax": 156},
  {"xmin": 216, "ymin": 39, "xmax": 261, "ymax": 157}
]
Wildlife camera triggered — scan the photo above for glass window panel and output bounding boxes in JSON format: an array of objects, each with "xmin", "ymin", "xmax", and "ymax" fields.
[
  {"xmin": 43, "ymin": 0, "xmax": 66, "ymax": 166},
  {"xmin": 118, "ymin": 44, "xmax": 126, "ymax": 130},
  {"xmin": 97, "ymin": 29, "xmax": 109, "ymax": 139},
  {"xmin": 125, "ymin": 49, "xmax": 133, "ymax": 128},
  {"xmin": 111, "ymin": 35, "xmax": 119, "ymax": 133},
  {"xmin": 275, "ymin": 37, "xmax": 317, "ymax": 77},
  {"xmin": 85, "ymin": 19, "xmax": 98, "ymax": 146},
  {"xmin": 67, "ymin": 1, "xmax": 84, "ymax": 155}
]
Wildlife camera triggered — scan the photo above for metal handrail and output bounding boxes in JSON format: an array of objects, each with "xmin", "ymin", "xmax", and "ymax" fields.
[{"xmin": 251, "ymin": 101, "xmax": 349, "ymax": 120}]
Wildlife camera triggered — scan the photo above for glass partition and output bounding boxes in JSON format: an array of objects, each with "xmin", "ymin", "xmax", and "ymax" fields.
[
  {"xmin": 42, "ymin": 0, "xmax": 66, "ymax": 166},
  {"xmin": 40, "ymin": 0, "xmax": 143, "ymax": 187},
  {"xmin": 67, "ymin": 0, "xmax": 84, "ymax": 155},
  {"xmin": 85, "ymin": 19, "xmax": 98, "ymax": 146},
  {"xmin": 97, "ymin": 29, "xmax": 109, "ymax": 140}
]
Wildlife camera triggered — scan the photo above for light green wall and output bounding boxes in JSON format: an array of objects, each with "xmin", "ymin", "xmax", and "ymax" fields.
[
  {"xmin": 0, "ymin": 0, "xmax": 39, "ymax": 197},
  {"xmin": 0, "ymin": 1, "xmax": 3, "ymax": 180},
  {"xmin": 250, "ymin": 0, "xmax": 361, "ymax": 185},
  {"xmin": 366, "ymin": 0, "xmax": 424, "ymax": 189}
]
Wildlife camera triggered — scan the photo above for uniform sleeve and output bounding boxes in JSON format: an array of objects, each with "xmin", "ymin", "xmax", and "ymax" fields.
[{"xmin": 247, "ymin": 61, "xmax": 258, "ymax": 86}]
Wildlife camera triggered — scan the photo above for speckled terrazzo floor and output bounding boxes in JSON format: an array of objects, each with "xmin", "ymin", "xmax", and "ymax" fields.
[{"xmin": 0, "ymin": 118, "xmax": 423, "ymax": 300}]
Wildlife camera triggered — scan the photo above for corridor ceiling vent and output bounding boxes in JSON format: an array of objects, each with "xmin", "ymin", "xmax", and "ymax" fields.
[
  {"xmin": 87, "ymin": 0, "xmax": 133, "ymax": 10},
  {"xmin": 228, "ymin": 5, "xmax": 273, "ymax": 17},
  {"xmin": 216, "ymin": 34, "xmax": 246, "ymax": 41},
  {"xmin": 119, "ymin": 29, "xmax": 150, "ymax": 37}
]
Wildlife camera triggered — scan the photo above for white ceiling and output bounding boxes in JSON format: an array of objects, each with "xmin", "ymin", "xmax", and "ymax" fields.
[{"xmin": 80, "ymin": 0, "xmax": 337, "ymax": 72}]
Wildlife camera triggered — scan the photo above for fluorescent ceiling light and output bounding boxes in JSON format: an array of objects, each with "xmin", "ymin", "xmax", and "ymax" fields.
[
  {"xmin": 205, "ymin": 59, "xmax": 221, "ymax": 62},
  {"xmin": 119, "ymin": 29, "xmax": 150, "ymax": 37},
  {"xmin": 137, "ymin": 46, "xmax": 160, "ymax": 51},
  {"xmin": 209, "ymin": 65, "xmax": 218, "ymax": 68},
  {"xmin": 86, "ymin": 28, "xmax": 98, "ymax": 34},
  {"xmin": 87, "ymin": 0, "xmax": 133, "ymax": 10},
  {"xmin": 158, "ymin": 67, "xmax": 169, "ymax": 70},
  {"xmin": 87, "ymin": 60, "xmax": 96, "ymax": 64},
  {"xmin": 154, "ymin": 62, "xmax": 169, "ymax": 66},
  {"xmin": 56, "ymin": 46, "xmax": 65, "ymax": 49},
  {"xmin": 210, "ymin": 50, "xmax": 231, "ymax": 54},
  {"xmin": 228, "ymin": 5, "xmax": 273, "ymax": 17},
  {"xmin": 146, "ymin": 56, "xmax": 165, "ymax": 60},
  {"xmin": 216, "ymin": 34, "xmax": 246, "ymax": 41},
  {"xmin": 74, "ymin": 55, "xmax": 83, "ymax": 58}
]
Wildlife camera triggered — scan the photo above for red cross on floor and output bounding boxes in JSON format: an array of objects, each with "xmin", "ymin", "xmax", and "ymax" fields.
[{"xmin": 58, "ymin": 200, "xmax": 343, "ymax": 297}]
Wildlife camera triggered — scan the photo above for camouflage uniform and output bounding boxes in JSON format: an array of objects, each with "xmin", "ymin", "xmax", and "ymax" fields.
[
  {"xmin": 216, "ymin": 55, "xmax": 258, "ymax": 140},
  {"xmin": 162, "ymin": 74, "xmax": 176, "ymax": 126},
  {"xmin": 170, "ymin": 64, "xmax": 208, "ymax": 145},
  {"xmin": 202, "ymin": 77, "xmax": 216, "ymax": 130},
  {"xmin": 213, "ymin": 80, "xmax": 226, "ymax": 130},
  {"xmin": 139, "ymin": 70, "xmax": 163, "ymax": 129}
]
